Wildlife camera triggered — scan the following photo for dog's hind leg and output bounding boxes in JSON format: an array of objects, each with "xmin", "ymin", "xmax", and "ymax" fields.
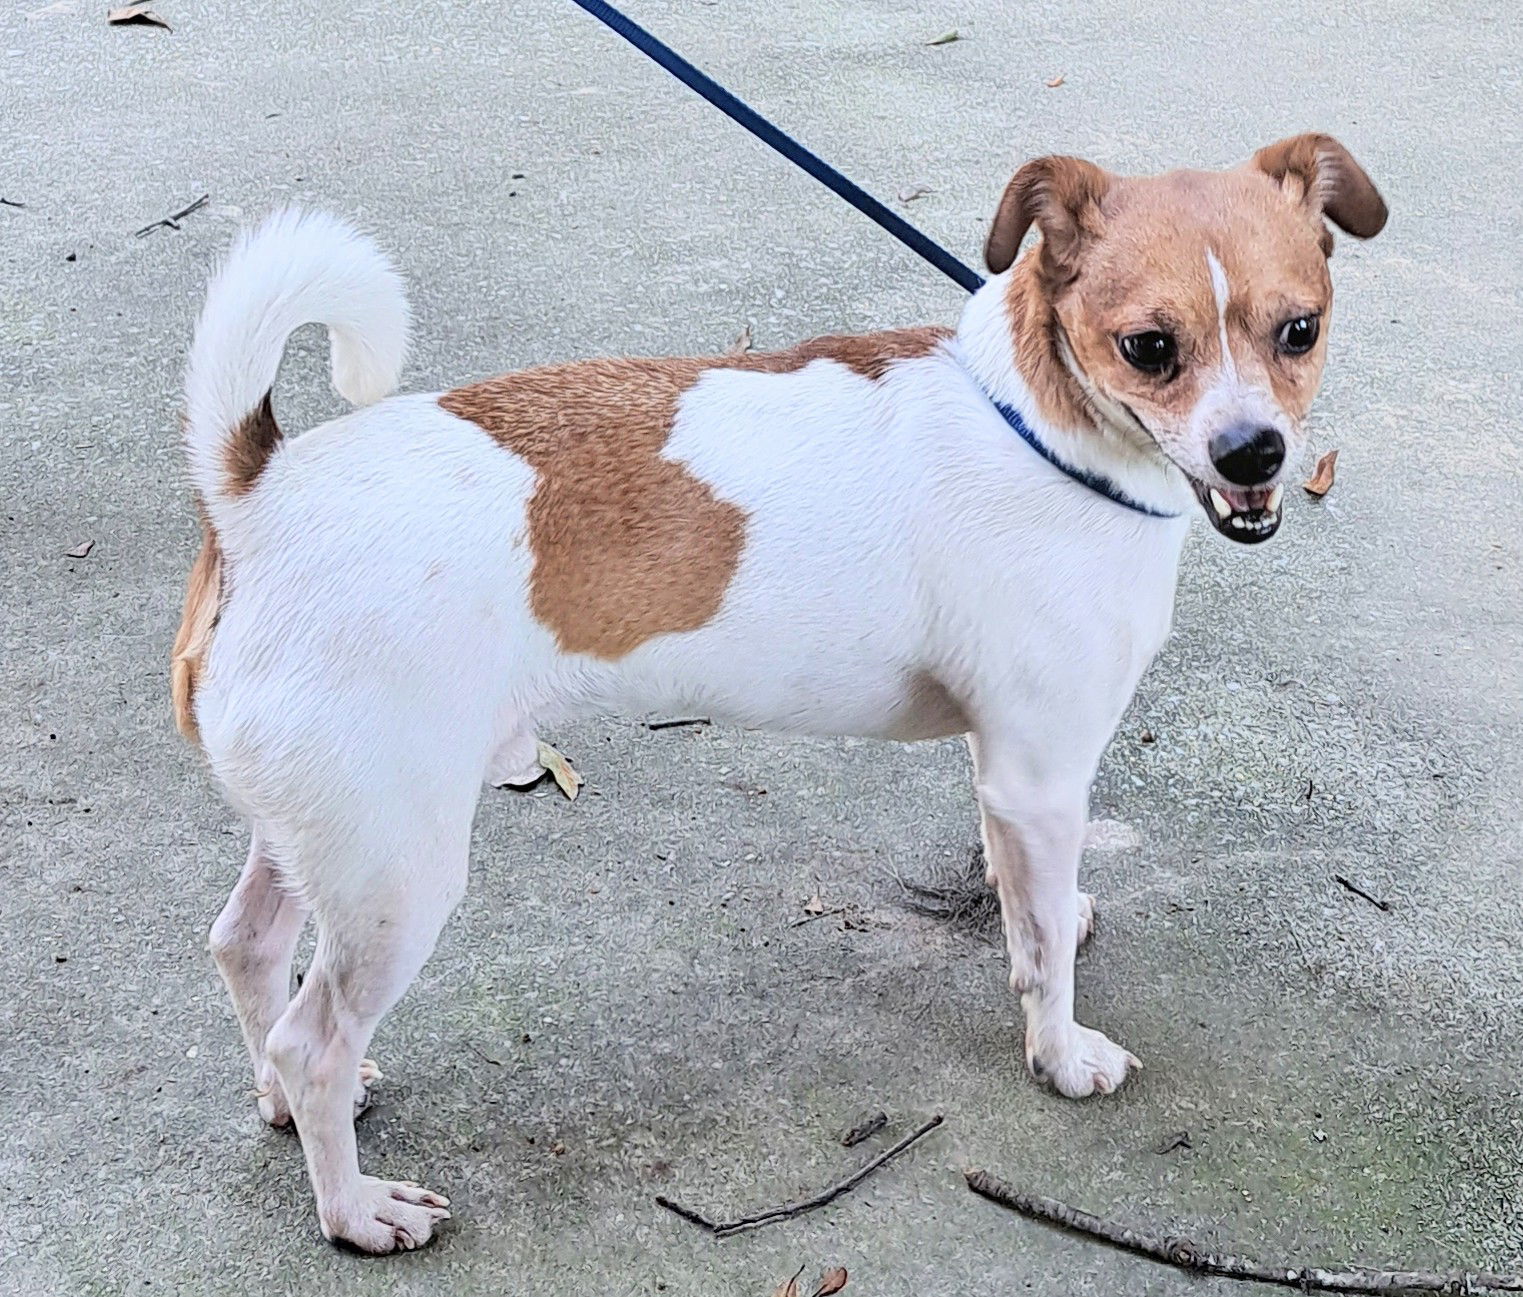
[
  {"xmin": 210, "ymin": 832, "xmax": 382, "ymax": 1127},
  {"xmin": 209, "ymin": 831, "xmax": 310, "ymax": 1127},
  {"xmin": 262, "ymin": 809, "xmax": 470, "ymax": 1253}
]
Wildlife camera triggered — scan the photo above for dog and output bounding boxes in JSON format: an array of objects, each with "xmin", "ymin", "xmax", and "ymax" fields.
[{"xmin": 172, "ymin": 134, "xmax": 1386, "ymax": 1251}]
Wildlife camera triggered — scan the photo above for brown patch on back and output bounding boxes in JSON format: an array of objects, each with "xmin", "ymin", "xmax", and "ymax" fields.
[
  {"xmin": 753, "ymin": 327, "xmax": 951, "ymax": 381},
  {"xmin": 222, "ymin": 392, "xmax": 281, "ymax": 497},
  {"xmin": 171, "ymin": 509, "xmax": 224, "ymax": 746},
  {"xmin": 438, "ymin": 327, "xmax": 949, "ymax": 659}
]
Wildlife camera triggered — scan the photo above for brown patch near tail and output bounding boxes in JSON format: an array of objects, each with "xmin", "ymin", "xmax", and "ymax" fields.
[
  {"xmin": 171, "ymin": 508, "xmax": 224, "ymax": 745},
  {"xmin": 222, "ymin": 391, "xmax": 281, "ymax": 497},
  {"xmin": 439, "ymin": 327, "xmax": 949, "ymax": 659}
]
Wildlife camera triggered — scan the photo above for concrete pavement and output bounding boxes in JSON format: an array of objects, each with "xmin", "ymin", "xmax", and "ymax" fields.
[{"xmin": 2, "ymin": 0, "xmax": 1521, "ymax": 1293}]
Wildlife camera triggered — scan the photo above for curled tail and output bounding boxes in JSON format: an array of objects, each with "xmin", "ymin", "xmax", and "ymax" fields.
[{"xmin": 183, "ymin": 207, "xmax": 409, "ymax": 531}]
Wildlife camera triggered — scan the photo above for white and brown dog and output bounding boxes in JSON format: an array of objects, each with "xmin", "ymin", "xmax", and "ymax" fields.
[{"xmin": 173, "ymin": 135, "xmax": 1386, "ymax": 1251}]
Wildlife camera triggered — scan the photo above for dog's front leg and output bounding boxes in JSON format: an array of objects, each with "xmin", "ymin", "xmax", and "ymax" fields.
[{"xmin": 971, "ymin": 734, "xmax": 1139, "ymax": 1098}]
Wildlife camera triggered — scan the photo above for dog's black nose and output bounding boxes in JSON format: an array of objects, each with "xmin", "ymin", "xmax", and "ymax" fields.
[{"xmin": 1209, "ymin": 424, "xmax": 1285, "ymax": 486}]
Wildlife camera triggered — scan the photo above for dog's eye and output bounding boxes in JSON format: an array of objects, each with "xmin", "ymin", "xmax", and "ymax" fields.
[
  {"xmin": 1277, "ymin": 315, "xmax": 1320, "ymax": 354},
  {"xmin": 1118, "ymin": 331, "xmax": 1177, "ymax": 375}
]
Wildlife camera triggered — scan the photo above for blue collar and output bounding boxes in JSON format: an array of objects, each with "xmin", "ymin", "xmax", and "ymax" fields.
[{"xmin": 986, "ymin": 395, "xmax": 1182, "ymax": 520}]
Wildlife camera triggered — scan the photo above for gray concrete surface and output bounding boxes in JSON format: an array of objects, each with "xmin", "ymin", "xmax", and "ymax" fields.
[{"xmin": 3, "ymin": 0, "xmax": 1521, "ymax": 1293}]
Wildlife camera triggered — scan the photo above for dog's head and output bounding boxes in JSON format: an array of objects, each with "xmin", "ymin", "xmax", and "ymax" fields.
[{"xmin": 986, "ymin": 134, "xmax": 1387, "ymax": 542}]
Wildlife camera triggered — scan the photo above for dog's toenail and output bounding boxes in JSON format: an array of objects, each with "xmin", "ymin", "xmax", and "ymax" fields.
[{"xmin": 1030, "ymin": 1056, "xmax": 1048, "ymax": 1080}]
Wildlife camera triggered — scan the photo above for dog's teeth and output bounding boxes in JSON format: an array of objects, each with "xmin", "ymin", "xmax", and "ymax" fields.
[
  {"xmin": 1267, "ymin": 485, "xmax": 1284, "ymax": 513},
  {"xmin": 1230, "ymin": 516, "xmax": 1246, "ymax": 529},
  {"xmin": 1209, "ymin": 488, "xmax": 1232, "ymax": 519}
]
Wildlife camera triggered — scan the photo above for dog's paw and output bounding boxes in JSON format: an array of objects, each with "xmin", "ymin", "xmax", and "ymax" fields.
[
  {"xmin": 1076, "ymin": 891, "xmax": 1096, "ymax": 946},
  {"xmin": 319, "ymin": 1177, "xmax": 451, "ymax": 1254},
  {"xmin": 253, "ymin": 1058, "xmax": 382, "ymax": 1128},
  {"xmin": 1026, "ymin": 1022, "xmax": 1139, "ymax": 1099}
]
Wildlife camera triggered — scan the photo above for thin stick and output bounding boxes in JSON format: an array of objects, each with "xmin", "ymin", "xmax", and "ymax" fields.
[
  {"xmin": 791, "ymin": 907, "xmax": 852, "ymax": 925},
  {"xmin": 466, "ymin": 1042, "xmax": 503, "ymax": 1066},
  {"xmin": 1335, "ymin": 875, "xmax": 1391, "ymax": 912},
  {"xmin": 840, "ymin": 1110, "xmax": 887, "ymax": 1148},
  {"xmin": 134, "ymin": 192, "xmax": 209, "ymax": 237},
  {"xmin": 964, "ymin": 1169, "xmax": 1523, "ymax": 1294},
  {"xmin": 658, "ymin": 1115, "xmax": 944, "ymax": 1238},
  {"xmin": 647, "ymin": 716, "xmax": 711, "ymax": 730}
]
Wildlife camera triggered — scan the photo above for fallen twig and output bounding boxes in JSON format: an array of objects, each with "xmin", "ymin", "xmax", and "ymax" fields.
[
  {"xmin": 134, "ymin": 192, "xmax": 208, "ymax": 237},
  {"xmin": 789, "ymin": 906, "xmax": 847, "ymax": 928},
  {"xmin": 647, "ymin": 716, "xmax": 711, "ymax": 730},
  {"xmin": 1335, "ymin": 875, "xmax": 1391, "ymax": 912},
  {"xmin": 964, "ymin": 1170, "xmax": 1523, "ymax": 1294},
  {"xmin": 840, "ymin": 1110, "xmax": 887, "ymax": 1148},
  {"xmin": 658, "ymin": 1115, "xmax": 944, "ymax": 1238}
]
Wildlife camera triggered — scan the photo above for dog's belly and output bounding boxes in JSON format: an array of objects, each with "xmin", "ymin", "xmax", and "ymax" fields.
[{"xmin": 604, "ymin": 643, "xmax": 966, "ymax": 741}]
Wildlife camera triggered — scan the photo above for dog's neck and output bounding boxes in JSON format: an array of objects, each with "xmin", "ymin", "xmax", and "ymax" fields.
[{"xmin": 953, "ymin": 257, "xmax": 1193, "ymax": 517}]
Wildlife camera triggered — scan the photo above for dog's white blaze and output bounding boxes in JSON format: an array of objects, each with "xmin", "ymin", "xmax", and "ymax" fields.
[{"xmin": 1206, "ymin": 249, "xmax": 1236, "ymax": 380}]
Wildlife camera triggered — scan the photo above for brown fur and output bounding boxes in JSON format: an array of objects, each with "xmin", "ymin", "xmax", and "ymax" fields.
[
  {"xmin": 223, "ymin": 392, "xmax": 281, "ymax": 498},
  {"xmin": 1248, "ymin": 133, "xmax": 1388, "ymax": 240},
  {"xmin": 1002, "ymin": 262, "xmax": 1095, "ymax": 432},
  {"xmin": 171, "ymin": 509, "xmax": 224, "ymax": 745},
  {"xmin": 1051, "ymin": 166, "xmax": 1337, "ymax": 440},
  {"xmin": 987, "ymin": 135, "xmax": 1386, "ymax": 451},
  {"xmin": 438, "ymin": 328, "xmax": 949, "ymax": 659}
]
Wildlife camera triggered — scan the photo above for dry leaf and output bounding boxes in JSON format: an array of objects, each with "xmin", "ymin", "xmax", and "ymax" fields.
[
  {"xmin": 536, "ymin": 741, "xmax": 585, "ymax": 801},
  {"xmin": 1303, "ymin": 449, "xmax": 1338, "ymax": 497},
  {"xmin": 803, "ymin": 893, "xmax": 825, "ymax": 916},
  {"xmin": 728, "ymin": 323, "xmax": 753, "ymax": 355},
  {"xmin": 811, "ymin": 1269, "xmax": 849, "ymax": 1297},
  {"xmin": 65, "ymin": 539, "xmax": 94, "ymax": 558},
  {"xmin": 1045, "ymin": 74, "xmax": 1066, "ymax": 87},
  {"xmin": 897, "ymin": 184, "xmax": 931, "ymax": 203},
  {"xmin": 926, "ymin": 29, "xmax": 961, "ymax": 45},
  {"xmin": 108, "ymin": 4, "xmax": 170, "ymax": 29}
]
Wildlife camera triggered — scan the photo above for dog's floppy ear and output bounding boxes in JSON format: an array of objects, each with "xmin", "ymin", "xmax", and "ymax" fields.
[
  {"xmin": 1248, "ymin": 133, "xmax": 1388, "ymax": 241},
  {"xmin": 984, "ymin": 156, "xmax": 1112, "ymax": 278}
]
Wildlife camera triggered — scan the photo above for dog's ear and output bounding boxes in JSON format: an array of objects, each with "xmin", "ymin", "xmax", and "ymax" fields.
[
  {"xmin": 1248, "ymin": 133, "xmax": 1388, "ymax": 242},
  {"xmin": 985, "ymin": 156, "xmax": 1112, "ymax": 278}
]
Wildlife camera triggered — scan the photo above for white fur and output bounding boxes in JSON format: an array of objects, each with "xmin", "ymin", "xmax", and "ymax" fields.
[
  {"xmin": 1191, "ymin": 248, "xmax": 1291, "ymax": 452},
  {"xmin": 1207, "ymin": 248, "xmax": 1237, "ymax": 379},
  {"xmin": 190, "ymin": 214, "xmax": 1201, "ymax": 1252},
  {"xmin": 184, "ymin": 208, "xmax": 409, "ymax": 533}
]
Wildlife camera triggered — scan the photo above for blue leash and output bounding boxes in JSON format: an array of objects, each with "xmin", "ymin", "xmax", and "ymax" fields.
[
  {"xmin": 567, "ymin": 0, "xmax": 1177, "ymax": 520},
  {"xmin": 567, "ymin": 0, "xmax": 986, "ymax": 294}
]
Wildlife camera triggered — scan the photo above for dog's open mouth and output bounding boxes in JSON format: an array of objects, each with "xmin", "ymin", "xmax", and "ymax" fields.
[{"xmin": 1190, "ymin": 481, "xmax": 1284, "ymax": 544}]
